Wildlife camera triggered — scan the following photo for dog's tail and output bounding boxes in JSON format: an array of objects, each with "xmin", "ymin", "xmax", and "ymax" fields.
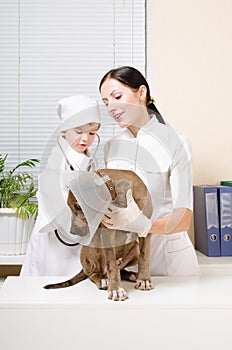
[{"xmin": 44, "ymin": 269, "xmax": 87, "ymax": 290}]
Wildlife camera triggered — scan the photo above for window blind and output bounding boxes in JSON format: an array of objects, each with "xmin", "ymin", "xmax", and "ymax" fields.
[
  {"xmin": 0, "ymin": 0, "xmax": 19, "ymax": 167},
  {"xmin": 0, "ymin": 0, "xmax": 146, "ymax": 175}
]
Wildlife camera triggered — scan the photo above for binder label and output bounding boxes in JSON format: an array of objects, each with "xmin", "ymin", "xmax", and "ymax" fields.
[
  {"xmin": 220, "ymin": 193, "xmax": 232, "ymax": 228},
  {"xmin": 205, "ymin": 192, "xmax": 219, "ymax": 229}
]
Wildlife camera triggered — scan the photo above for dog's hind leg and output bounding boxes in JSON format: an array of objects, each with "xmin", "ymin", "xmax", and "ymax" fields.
[
  {"xmin": 120, "ymin": 269, "xmax": 137, "ymax": 282},
  {"xmin": 89, "ymin": 272, "xmax": 108, "ymax": 290}
]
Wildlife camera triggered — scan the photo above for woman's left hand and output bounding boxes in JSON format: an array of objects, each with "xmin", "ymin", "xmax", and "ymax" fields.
[{"xmin": 102, "ymin": 189, "xmax": 152, "ymax": 237}]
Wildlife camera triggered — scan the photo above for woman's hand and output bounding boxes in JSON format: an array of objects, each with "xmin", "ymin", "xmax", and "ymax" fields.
[{"xmin": 102, "ymin": 189, "xmax": 152, "ymax": 237}]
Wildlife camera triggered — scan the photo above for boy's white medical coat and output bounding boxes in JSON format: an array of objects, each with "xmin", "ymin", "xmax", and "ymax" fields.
[{"xmin": 20, "ymin": 137, "xmax": 93, "ymax": 276}]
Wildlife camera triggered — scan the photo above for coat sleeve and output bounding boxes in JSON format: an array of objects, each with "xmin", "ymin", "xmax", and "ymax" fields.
[{"xmin": 169, "ymin": 135, "xmax": 193, "ymax": 210}]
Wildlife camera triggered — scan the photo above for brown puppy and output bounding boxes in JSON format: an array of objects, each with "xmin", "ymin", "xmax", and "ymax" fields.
[{"xmin": 44, "ymin": 169, "xmax": 153, "ymax": 301}]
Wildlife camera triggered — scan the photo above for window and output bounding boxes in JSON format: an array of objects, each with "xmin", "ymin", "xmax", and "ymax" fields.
[{"xmin": 0, "ymin": 0, "xmax": 146, "ymax": 173}]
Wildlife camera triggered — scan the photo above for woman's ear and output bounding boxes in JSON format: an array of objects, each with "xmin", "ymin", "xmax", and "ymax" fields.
[{"xmin": 138, "ymin": 85, "xmax": 147, "ymax": 104}]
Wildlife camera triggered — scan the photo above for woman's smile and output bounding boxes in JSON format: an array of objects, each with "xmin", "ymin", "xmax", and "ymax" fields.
[{"xmin": 112, "ymin": 111, "xmax": 125, "ymax": 122}]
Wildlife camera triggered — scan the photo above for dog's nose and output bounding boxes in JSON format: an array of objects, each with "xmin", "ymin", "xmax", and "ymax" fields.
[
  {"xmin": 70, "ymin": 225, "xmax": 88, "ymax": 237},
  {"xmin": 70, "ymin": 218, "xmax": 89, "ymax": 237}
]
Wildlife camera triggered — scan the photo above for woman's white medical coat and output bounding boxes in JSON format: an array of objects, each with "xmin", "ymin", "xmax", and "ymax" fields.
[{"xmin": 104, "ymin": 116, "xmax": 200, "ymax": 276}]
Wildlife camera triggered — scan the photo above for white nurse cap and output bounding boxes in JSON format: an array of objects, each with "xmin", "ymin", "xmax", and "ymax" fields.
[{"xmin": 57, "ymin": 94, "xmax": 101, "ymax": 131}]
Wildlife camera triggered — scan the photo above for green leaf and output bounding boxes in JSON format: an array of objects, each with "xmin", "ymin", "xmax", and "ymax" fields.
[
  {"xmin": 0, "ymin": 154, "xmax": 7, "ymax": 173},
  {"xmin": 15, "ymin": 203, "xmax": 38, "ymax": 220},
  {"xmin": 10, "ymin": 158, "xmax": 40, "ymax": 174}
]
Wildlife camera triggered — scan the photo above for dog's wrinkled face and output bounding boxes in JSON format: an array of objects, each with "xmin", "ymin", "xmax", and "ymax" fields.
[
  {"xmin": 67, "ymin": 190, "xmax": 89, "ymax": 237},
  {"xmin": 66, "ymin": 179, "xmax": 130, "ymax": 238}
]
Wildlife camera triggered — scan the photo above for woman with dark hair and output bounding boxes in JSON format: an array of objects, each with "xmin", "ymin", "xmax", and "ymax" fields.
[
  {"xmin": 100, "ymin": 66, "xmax": 165, "ymax": 124},
  {"xmin": 100, "ymin": 66, "xmax": 199, "ymax": 276}
]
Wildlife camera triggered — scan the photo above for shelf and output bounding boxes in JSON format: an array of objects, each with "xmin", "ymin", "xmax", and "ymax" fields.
[
  {"xmin": 196, "ymin": 250, "xmax": 232, "ymax": 269},
  {"xmin": 1, "ymin": 251, "xmax": 232, "ymax": 268},
  {"xmin": 0, "ymin": 255, "xmax": 24, "ymax": 265}
]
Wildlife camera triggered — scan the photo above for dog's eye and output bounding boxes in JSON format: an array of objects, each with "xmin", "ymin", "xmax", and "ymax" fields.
[{"xmin": 74, "ymin": 203, "xmax": 81, "ymax": 211}]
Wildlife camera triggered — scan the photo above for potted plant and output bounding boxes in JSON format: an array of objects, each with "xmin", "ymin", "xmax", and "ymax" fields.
[{"xmin": 0, "ymin": 154, "xmax": 39, "ymax": 255}]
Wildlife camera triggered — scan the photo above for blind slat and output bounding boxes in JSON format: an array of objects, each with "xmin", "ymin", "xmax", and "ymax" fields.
[{"xmin": 0, "ymin": 0, "xmax": 146, "ymax": 174}]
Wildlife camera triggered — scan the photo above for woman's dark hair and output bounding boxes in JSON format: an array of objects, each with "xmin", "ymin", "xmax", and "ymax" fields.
[{"xmin": 99, "ymin": 66, "xmax": 165, "ymax": 124}]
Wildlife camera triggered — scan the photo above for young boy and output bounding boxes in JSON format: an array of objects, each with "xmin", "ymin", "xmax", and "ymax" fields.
[{"xmin": 20, "ymin": 95, "xmax": 101, "ymax": 276}]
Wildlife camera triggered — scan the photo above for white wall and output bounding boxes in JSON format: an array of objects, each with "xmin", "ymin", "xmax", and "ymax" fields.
[{"xmin": 151, "ymin": 0, "xmax": 232, "ymax": 186}]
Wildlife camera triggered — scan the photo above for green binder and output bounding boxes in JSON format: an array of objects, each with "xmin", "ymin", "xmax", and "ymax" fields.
[{"xmin": 220, "ymin": 181, "xmax": 232, "ymax": 186}]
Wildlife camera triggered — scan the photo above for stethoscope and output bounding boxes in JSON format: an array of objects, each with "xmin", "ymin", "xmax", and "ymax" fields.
[{"xmin": 54, "ymin": 133, "xmax": 101, "ymax": 246}]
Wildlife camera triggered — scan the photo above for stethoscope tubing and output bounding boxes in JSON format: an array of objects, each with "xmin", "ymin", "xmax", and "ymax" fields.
[{"xmin": 57, "ymin": 133, "xmax": 100, "ymax": 172}]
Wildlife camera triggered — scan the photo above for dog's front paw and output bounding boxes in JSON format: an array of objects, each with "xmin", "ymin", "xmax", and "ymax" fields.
[
  {"xmin": 95, "ymin": 278, "xmax": 108, "ymax": 290},
  {"xmin": 135, "ymin": 279, "xmax": 154, "ymax": 290},
  {"xmin": 108, "ymin": 288, "xmax": 128, "ymax": 301},
  {"xmin": 100, "ymin": 278, "xmax": 108, "ymax": 290}
]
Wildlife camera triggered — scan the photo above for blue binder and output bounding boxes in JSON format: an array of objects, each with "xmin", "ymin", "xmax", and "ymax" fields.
[
  {"xmin": 218, "ymin": 186, "xmax": 232, "ymax": 256},
  {"xmin": 193, "ymin": 186, "xmax": 221, "ymax": 256}
]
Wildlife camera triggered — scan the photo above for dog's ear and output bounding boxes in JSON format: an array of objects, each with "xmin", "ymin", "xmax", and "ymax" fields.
[{"xmin": 114, "ymin": 179, "xmax": 131, "ymax": 208}]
